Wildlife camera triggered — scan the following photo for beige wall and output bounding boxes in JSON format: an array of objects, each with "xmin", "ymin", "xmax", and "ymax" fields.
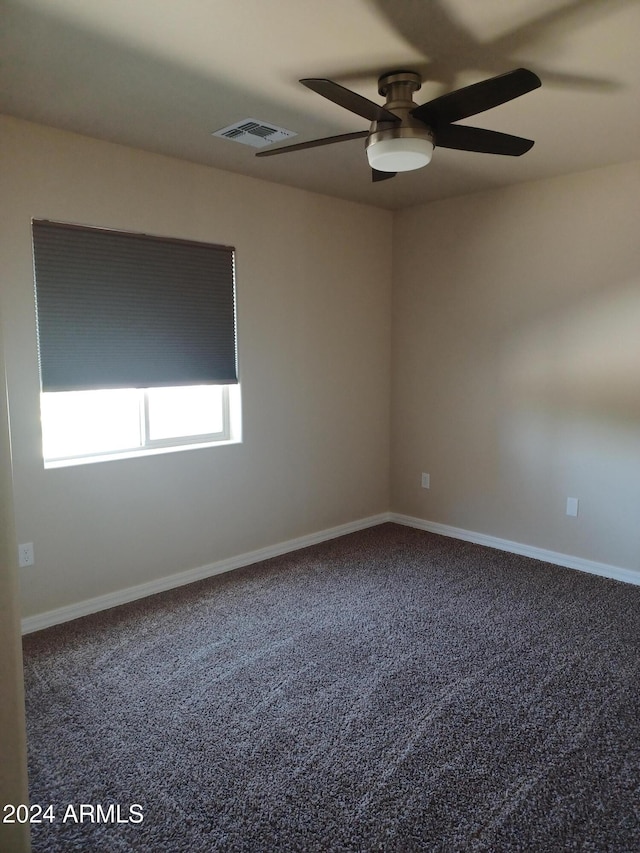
[
  {"xmin": 0, "ymin": 324, "xmax": 31, "ymax": 851},
  {"xmin": 3, "ymin": 113, "xmax": 639, "ymax": 627},
  {"xmin": 3, "ymin": 114, "xmax": 638, "ymax": 852},
  {"xmin": 391, "ymin": 162, "xmax": 640, "ymax": 572},
  {"xmin": 0, "ymin": 116, "xmax": 393, "ymax": 618}
]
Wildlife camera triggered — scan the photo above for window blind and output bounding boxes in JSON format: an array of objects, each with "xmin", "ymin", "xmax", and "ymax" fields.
[{"xmin": 32, "ymin": 220, "xmax": 238, "ymax": 392}]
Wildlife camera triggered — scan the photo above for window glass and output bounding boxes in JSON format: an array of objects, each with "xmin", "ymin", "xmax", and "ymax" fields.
[
  {"xmin": 40, "ymin": 385, "xmax": 232, "ymax": 464},
  {"xmin": 41, "ymin": 389, "xmax": 142, "ymax": 459},
  {"xmin": 146, "ymin": 385, "xmax": 225, "ymax": 441}
]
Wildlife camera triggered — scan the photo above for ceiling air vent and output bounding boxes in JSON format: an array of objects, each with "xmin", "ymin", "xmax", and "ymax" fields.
[{"xmin": 213, "ymin": 119, "xmax": 297, "ymax": 149}]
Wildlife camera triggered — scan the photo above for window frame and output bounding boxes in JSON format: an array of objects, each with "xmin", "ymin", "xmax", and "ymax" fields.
[
  {"xmin": 32, "ymin": 219, "xmax": 242, "ymax": 469},
  {"xmin": 42, "ymin": 384, "xmax": 239, "ymax": 469}
]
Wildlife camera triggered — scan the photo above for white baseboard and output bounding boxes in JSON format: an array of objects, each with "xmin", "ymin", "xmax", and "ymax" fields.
[
  {"xmin": 21, "ymin": 512, "xmax": 392, "ymax": 634},
  {"xmin": 22, "ymin": 510, "xmax": 638, "ymax": 634},
  {"xmin": 390, "ymin": 512, "xmax": 640, "ymax": 587}
]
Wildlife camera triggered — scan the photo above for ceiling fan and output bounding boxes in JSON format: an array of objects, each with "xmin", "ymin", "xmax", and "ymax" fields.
[{"xmin": 256, "ymin": 68, "xmax": 541, "ymax": 182}]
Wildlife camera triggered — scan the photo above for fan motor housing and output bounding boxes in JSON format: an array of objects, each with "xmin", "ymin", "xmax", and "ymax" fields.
[
  {"xmin": 370, "ymin": 69, "xmax": 435, "ymax": 143},
  {"xmin": 367, "ymin": 70, "xmax": 435, "ymax": 171}
]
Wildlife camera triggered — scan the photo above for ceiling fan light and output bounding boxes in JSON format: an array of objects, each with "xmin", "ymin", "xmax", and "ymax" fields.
[{"xmin": 366, "ymin": 137, "xmax": 434, "ymax": 172}]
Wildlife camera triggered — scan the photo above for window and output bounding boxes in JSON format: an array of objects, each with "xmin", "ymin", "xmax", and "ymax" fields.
[
  {"xmin": 32, "ymin": 220, "xmax": 240, "ymax": 466},
  {"xmin": 40, "ymin": 385, "xmax": 235, "ymax": 464}
]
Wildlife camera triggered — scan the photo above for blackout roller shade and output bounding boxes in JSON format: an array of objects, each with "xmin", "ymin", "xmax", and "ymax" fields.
[{"xmin": 32, "ymin": 220, "xmax": 238, "ymax": 392}]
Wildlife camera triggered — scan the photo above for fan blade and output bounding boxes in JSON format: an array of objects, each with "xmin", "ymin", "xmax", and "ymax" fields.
[
  {"xmin": 255, "ymin": 131, "xmax": 368, "ymax": 157},
  {"xmin": 301, "ymin": 78, "xmax": 401, "ymax": 124},
  {"xmin": 372, "ymin": 169, "xmax": 396, "ymax": 182},
  {"xmin": 412, "ymin": 68, "xmax": 541, "ymax": 126},
  {"xmin": 435, "ymin": 124, "xmax": 534, "ymax": 156}
]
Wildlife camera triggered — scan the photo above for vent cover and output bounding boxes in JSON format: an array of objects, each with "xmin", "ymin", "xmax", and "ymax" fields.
[{"xmin": 213, "ymin": 119, "xmax": 297, "ymax": 148}]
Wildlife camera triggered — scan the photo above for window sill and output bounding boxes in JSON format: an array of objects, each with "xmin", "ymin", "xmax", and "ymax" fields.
[{"xmin": 44, "ymin": 437, "xmax": 242, "ymax": 469}]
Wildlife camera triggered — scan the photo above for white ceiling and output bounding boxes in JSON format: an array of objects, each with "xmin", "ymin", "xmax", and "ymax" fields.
[{"xmin": 2, "ymin": 0, "xmax": 639, "ymax": 210}]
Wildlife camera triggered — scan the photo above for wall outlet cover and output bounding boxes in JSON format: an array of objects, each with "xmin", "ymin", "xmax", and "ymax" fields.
[
  {"xmin": 18, "ymin": 542, "xmax": 35, "ymax": 567},
  {"xmin": 566, "ymin": 497, "xmax": 579, "ymax": 517}
]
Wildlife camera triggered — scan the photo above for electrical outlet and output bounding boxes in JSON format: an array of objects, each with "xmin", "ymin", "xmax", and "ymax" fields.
[
  {"xmin": 421, "ymin": 472, "xmax": 430, "ymax": 489},
  {"xmin": 566, "ymin": 497, "xmax": 579, "ymax": 518},
  {"xmin": 18, "ymin": 542, "xmax": 34, "ymax": 567}
]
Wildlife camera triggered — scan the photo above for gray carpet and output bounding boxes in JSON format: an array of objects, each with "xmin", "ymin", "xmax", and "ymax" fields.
[{"xmin": 22, "ymin": 523, "xmax": 640, "ymax": 852}]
